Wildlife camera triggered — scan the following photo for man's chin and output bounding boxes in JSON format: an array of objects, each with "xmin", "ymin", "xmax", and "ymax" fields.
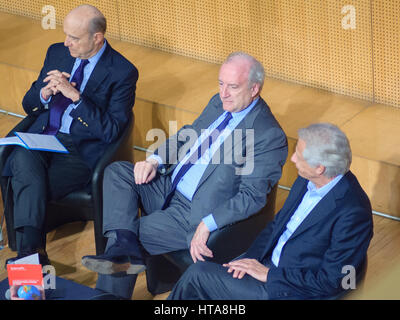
[
  {"xmin": 68, "ymin": 50, "xmax": 78, "ymax": 58},
  {"xmin": 222, "ymin": 103, "xmax": 234, "ymax": 112}
]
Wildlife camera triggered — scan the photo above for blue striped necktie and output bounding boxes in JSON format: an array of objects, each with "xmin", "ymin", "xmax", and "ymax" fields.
[
  {"xmin": 162, "ymin": 112, "xmax": 233, "ymax": 209},
  {"xmin": 44, "ymin": 59, "xmax": 89, "ymax": 135}
]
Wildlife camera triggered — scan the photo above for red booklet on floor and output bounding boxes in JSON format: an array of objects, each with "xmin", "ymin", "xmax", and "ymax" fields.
[{"xmin": 7, "ymin": 264, "xmax": 45, "ymax": 300}]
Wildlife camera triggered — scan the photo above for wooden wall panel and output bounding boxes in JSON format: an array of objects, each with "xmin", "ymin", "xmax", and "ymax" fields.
[
  {"xmin": 1, "ymin": 0, "xmax": 375, "ymax": 104},
  {"xmin": 118, "ymin": 0, "xmax": 373, "ymax": 101},
  {"xmin": 133, "ymin": 99, "xmax": 198, "ymax": 150},
  {"xmin": 372, "ymin": 1, "xmax": 400, "ymax": 107},
  {"xmin": 259, "ymin": 0, "xmax": 373, "ymax": 101},
  {"xmin": 0, "ymin": 0, "xmax": 120, "ymax": 39},
  {"xmin": 0, "ymin": 64, "xmax": 36, "ymax": 114}
]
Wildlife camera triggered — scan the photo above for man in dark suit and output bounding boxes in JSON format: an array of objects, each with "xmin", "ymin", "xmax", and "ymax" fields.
[
  {"xmin": 3, "ymin": 5, "xmax": 138, "ymax": 265},
  {"xmin": 168, "ymin": 123, "xmax": 374, "ymax": 300},
  {"xmin": 81, "ymin": 52, "xmax": 288, "ymax": 299}
]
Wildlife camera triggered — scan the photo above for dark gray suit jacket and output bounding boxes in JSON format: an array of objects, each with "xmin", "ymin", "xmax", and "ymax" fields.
[{"xmin": 155, "ymin": 93, "xmax": 288, "ymax": 242}]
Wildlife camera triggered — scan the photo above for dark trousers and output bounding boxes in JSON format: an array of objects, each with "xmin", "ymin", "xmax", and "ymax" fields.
[
  {"xmin": 96, "ymin": 161, "xmax": 194, "ymax": 299},
  {"xmin": 8, "ymin": 133, "xmax": 91, "ymax": 251},
  {"xmin": 167, "ymin": 261, "xmax": 270, "ymax": 300}
]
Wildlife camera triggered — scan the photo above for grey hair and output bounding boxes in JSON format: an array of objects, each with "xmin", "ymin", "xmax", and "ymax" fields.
[
  {"xmin": 74, "ymin": 4, "xmax": 107, "ymax": 34},
  {"xmin": 224, "ymin": 52, "xmax": 265, "ymax": 89},
  {"xmin": 88, "ymin": 15, "xmax": 107, "ymax": 34},
  {"xmin": 298, "ymin": 123, "xmax": 352, "ymax": 178}
]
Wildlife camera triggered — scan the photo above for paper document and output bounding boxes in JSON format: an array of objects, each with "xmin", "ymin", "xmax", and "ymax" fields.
[
  {"xmin": 9, "ymin": 253, "xmax": 40, "ymax": 265},
  {"xmin": 0, "ymin": 132, "xmax": 68, "ymax": 153}
]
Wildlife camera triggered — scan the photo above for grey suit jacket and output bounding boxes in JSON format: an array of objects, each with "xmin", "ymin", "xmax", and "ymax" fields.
[{"xmin": 155, "ymin": 93, "xmax": 288, "ymax": 241}]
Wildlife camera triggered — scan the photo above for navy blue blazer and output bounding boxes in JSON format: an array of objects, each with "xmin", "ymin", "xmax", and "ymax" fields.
[
  {"xmin": 244, "ymin": 171, "xmax": 373, "ymax": 299},
  {"xmin": 21, "ymin": 42, "xmax": 138, "ymax": 169}
]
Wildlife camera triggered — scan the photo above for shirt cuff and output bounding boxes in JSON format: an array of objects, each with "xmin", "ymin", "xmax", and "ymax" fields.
[
  {"xmin": 147, "ymin": 154, "xmax": 166, "ymax": 173},
  {"xmin": 39, "ymin": 88, "xmax": 52, "ymax": 104},
  {"xmin": 202, "ymin": 214, "xmax": 218, "ymax": 232},
  {"xmin": 147, "ymin": 154, "xmax": 163, "ymax": 166}
]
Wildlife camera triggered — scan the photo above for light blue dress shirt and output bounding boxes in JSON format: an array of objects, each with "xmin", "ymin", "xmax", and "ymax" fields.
[
  {"xmin": 271, "ymin": 174, "xmax": 343, "ymax": 267},
  {"xmin": 40, "ymin": 40, "xmax": 107, "ymax": 133},
  {"xmin": 150, "ymin": 97, "xmax": 259, "ymax": 232}
]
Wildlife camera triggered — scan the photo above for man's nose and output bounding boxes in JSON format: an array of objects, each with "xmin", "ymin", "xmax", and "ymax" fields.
[{"xmin": 220, "ymin": 85, "xmax": 229, "ymax": 98}]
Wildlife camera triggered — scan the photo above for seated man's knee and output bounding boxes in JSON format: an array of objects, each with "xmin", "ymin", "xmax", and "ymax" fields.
[
  {"xmin": 104, "ymin": 161, "xmax": 132, "ymax": 182},
  {"xmin": 184, "ymin": 261, "xmax": 217, "ymax": 280},
  {"xmin": 104, "ymin": 161, "xmax": 123, "ymax": 177},
  {"xmin": 10, "ymin": 148, "xmax": 44, "ymax": 180},
  {"xmin": 10, "ymin": 148, "xmax": 34, "ymax": 169}
]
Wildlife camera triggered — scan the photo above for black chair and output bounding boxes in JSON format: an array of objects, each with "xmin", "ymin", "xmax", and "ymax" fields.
[
  {"xmin": 0, "ymin": 113, "xmax": 133, "ymax": 255},
  {"xmin": 145, "ymin": 184, "xmax": 278, "ymax": 295}
]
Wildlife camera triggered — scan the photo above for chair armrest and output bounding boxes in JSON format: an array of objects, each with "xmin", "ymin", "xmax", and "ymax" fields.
[
  {"xmin": 90, "ymin": 113, "xmax": 134, "ymax": 196},
  {"xmin": 208, "ymin": 184, "xmax": 277, "ymax": 262},
  {"xmin": 164, "ymin": 184, "xmax": 278, "ymax": 270},
  {"xmin": 90, "ymin": 113, "xmax": 133, "ymax": 254},
  {"xmin": 164, "ymin": 210, "xmax": 274, "ymax": 271}
]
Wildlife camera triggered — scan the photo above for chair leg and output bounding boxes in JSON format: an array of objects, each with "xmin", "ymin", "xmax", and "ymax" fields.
[{"xmin": 92, "ymin": 206, "xmax": 106, "ymax": 255}]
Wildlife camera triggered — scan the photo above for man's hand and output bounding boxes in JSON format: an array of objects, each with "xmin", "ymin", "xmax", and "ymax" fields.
[
  {"xmin": 134, "ymin": 158, "xmax": 159, "ymax": 184},
  {"xmin": 43, "ymin": 70, "xmax": 80, "ymax": 102},
  {"xmin": 190, "ymin": 221, "xmax": 213, "ymax": 263},
  {"xmin": 223, "ymin": 258, "xmax": 269, "ymax": 282}
]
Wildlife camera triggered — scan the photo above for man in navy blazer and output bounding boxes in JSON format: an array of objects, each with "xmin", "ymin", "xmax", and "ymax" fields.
[
  {"xmin": 168, "ymin": 123, "xmax": 374, "ymax": 300},
  {"xmin": 3, "ymin": 5, "xmax": 137, "ymax": 265}
]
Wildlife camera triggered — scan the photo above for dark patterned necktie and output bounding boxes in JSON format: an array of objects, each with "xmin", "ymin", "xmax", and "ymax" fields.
[
  {"xmin": 43, "ymin": 59, "xmax": 89, "ymax": 135},
  {"xmin": 162, "ymin": 112, "xmax": 233, "ymax": 209}
]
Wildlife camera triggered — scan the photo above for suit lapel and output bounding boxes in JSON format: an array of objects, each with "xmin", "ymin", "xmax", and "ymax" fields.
[
  {"xmin": 82, "ymin": 43, "xmax": 112, "ymax": 95},
  {"xmin": 194, "ymin": 98, "xmax": 263, "ymax": 190},
  {"xmin": 288, "ymin": 173, "xmax": 350, "ymax": 240},
  {"xmin": 269, "ymin": 178, "xmax": 308, "ymax": 242},
  {"xmin": 257, "ymin": 176, "xmax": 308, "ymax": 260}
]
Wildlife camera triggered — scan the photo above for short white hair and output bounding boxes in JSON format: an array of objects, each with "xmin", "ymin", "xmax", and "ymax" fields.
[
  {"xmin": 224, "ymin": 52, "xmax": 265, "ymax": 89},
  {"xmin": 298, "ymin": 123, "xmax": 352, "ymax": 178}
]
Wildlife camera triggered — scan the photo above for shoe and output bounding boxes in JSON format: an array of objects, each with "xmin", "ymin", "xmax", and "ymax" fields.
[{"xmin": 81, "ymin": 244, "xmax": 146, "ymax": 275}]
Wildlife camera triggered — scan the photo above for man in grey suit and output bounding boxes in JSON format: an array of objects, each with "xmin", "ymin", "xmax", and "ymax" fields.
[{"xmin": 81, "ymin": 52, "xmax": 288, "ymax": 299}]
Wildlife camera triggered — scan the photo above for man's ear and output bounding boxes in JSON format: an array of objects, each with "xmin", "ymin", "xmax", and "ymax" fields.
[
  {"xmin": 316, "ymin": 165, "xmax": 326, "ymax": 176},
  {"xmin": 93, "ymin": 32, "xmax": 104, "ymax": 45},
  {"xmin": 251, "ymin": 83, "xmax": 261, "ymax": 98}
]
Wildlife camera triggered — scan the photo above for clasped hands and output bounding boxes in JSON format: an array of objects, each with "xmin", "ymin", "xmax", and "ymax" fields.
[
  {"xmin": 133, "ymin": 159, "xmax": 269, "ymax": 282},
  {"xmin": 42, "ymin": 70, "xmax": 80, "ymax": 102}
]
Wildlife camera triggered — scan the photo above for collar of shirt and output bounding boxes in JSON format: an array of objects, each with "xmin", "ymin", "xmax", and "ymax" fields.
[
  {"xmin": 306, "ymin": 173, "xmax": 344, "ymax": 199},
  {"xmin": 172, "ymin": 97, "xmax": 260, "ymax": 201},
  {"xmin": 229, "ymin": 96, "xmax": 259, "ymax": 125},
  {"xmin": 196, "ymin": 96, "xmax": 260, "ymax": 141},
  {"xmin": 176, "ymin": 96, "xmax": 260, "ymax": 167},
  {"xmin": 270, "ymin": 173, "xmax": 344, "ymax": 267},
  {"xmin": 58, "ymin": 40, "xmax": 107, "ymax": 134},
  {"xmin": 71, "ymin": 39, "xmax": 107, "ymax": 91}
]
